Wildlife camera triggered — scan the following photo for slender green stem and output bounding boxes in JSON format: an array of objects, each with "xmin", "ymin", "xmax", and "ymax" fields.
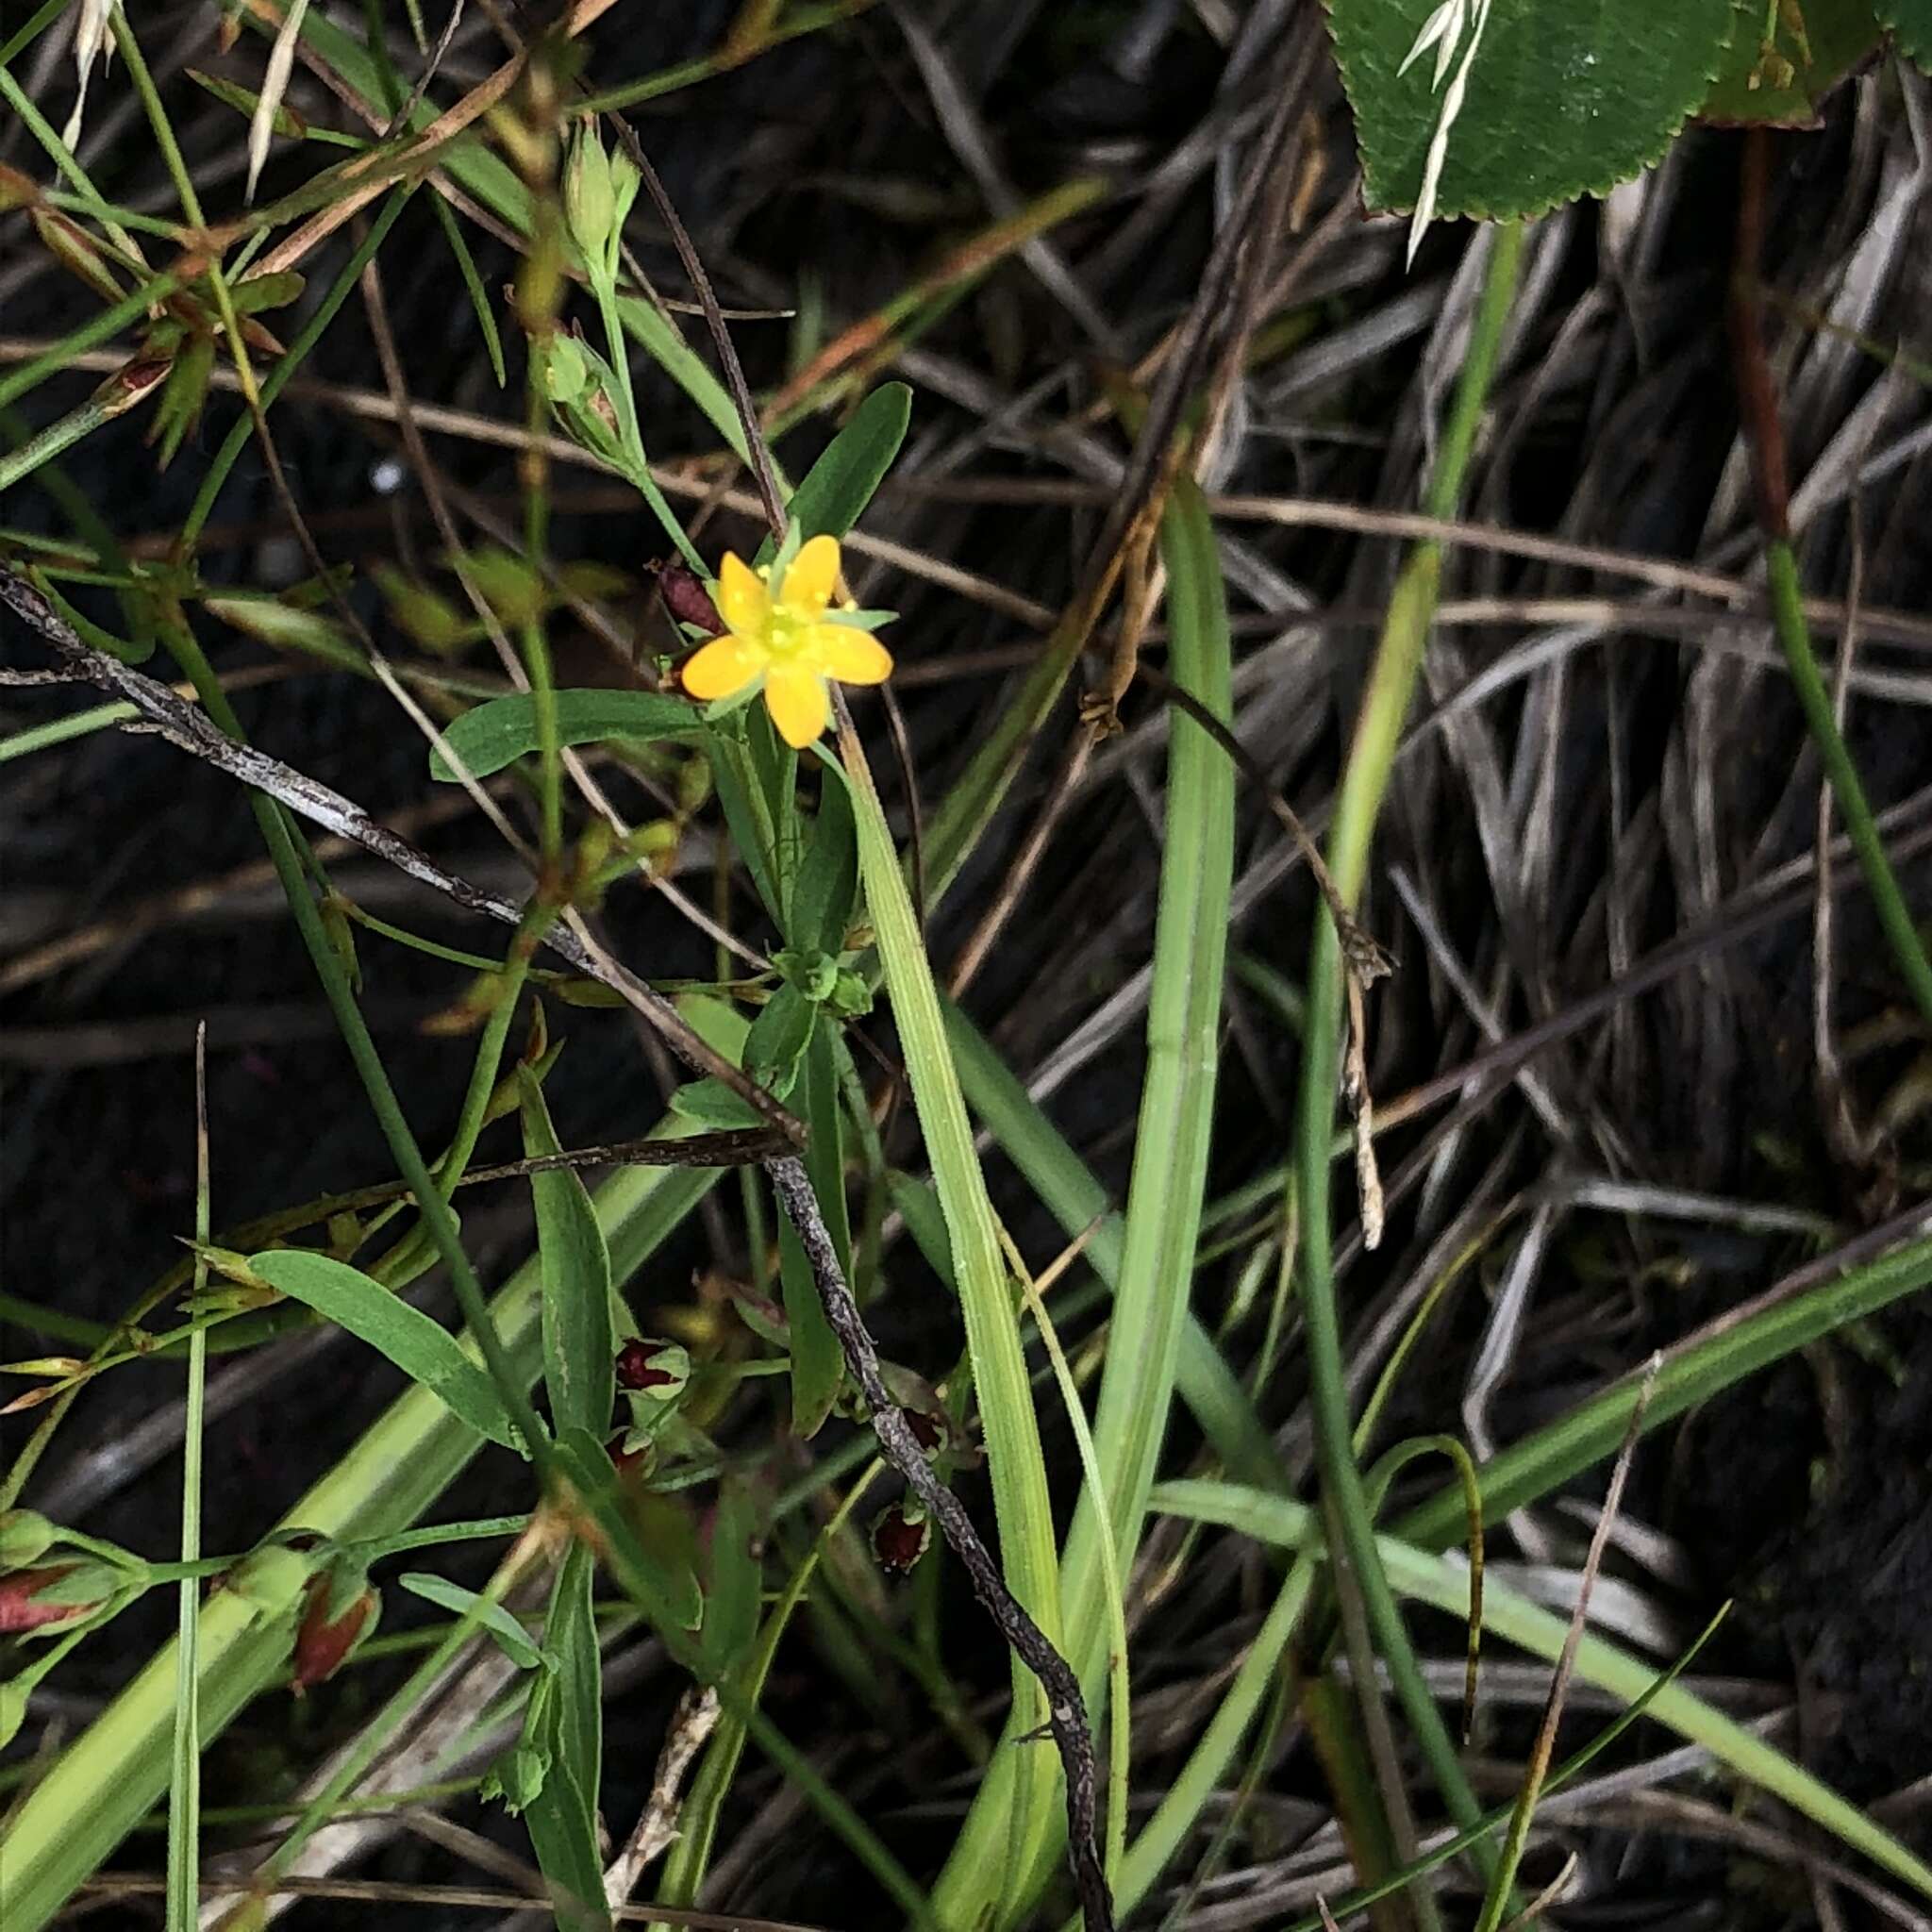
[
  {"xmin": 0, "ymin": 273, "xmax": 185, "ymax": 413},
  {"xmin": 0, "ymin": 397, "xmax": 113, "ymax": 495},
  {"xmin": 1766, "ymin": 539, "xmax": 1932, "ymax": 1034},
  {"xmin": 258, "ymin": 1553, "xmax": 530, "ymax": 1887},
  {"xmin": 1291, "ymin": 219, "xmax": 1523, "ymax": 1874},
  {"xmin": 179, "ymin": 192, "xmax": 410, "ymax": 551},
  {"xmin": 165, "ymin": 1035, "xmax": 210, "ymax": 1931},
  {"xmin": 592, "ymin": 279, "xmax": 708, "ymax": 575},
  {"xmin": 157, "ymin": 616, "xmax": 553, "ymax": 1471}
]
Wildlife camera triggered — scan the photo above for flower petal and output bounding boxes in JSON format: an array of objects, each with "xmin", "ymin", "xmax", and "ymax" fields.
[
  {"xmin": 763, "ymin": 661, "xmax": 828, "ymax": 747},
  {"xmin": 680, "ymin": 635, "xmax": 765, "ymax": 701},
  {"xmin": 809, "ymin": 625, "xmax": 892, "ymax": 687},
  {"xmin": 780, "ymin": 534, "xmax": 841, "ymax": 616},
  {"xmin": 714, "ymin": 553, "xmax": 769, "ymax": 636}
]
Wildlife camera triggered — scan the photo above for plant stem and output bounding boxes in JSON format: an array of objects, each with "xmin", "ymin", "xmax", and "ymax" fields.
[
  {"xmin": 1291, "ymin": 218, "xmax": 1523, "ymax": 1875},
  {"xmin": 1766, "ymin": 541, "xmax": 1932, "ymax": 1032}
]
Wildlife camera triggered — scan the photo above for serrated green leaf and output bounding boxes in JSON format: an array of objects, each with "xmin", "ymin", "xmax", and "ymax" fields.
[
  {"xmin": 428, "ymin": 690, "xmax": 703, "ymax": 781},
  {"xmin": 1876, "ymin": 0, "xmax": 1932, "ymax": 63},
  {"xmin": 755, "ymin": 383, "xmax": 912, "ymax": 566},
  {"xmin": 249, "ymin": 1250, "xmax": 524, "ymax": 1452},
  {"xmin": 1328, "ymin": 0, "xmax": 1738, "ymax": 221},
  {"xmin": 520, "ymin": 1071, "xmax": 616, "ymax": 1440},
  {"xmin": 1702, "ymin": 0, "xmax": 1881, "ymax": 124},
  {"xmin": 397, "ymin": 1572, "xmax": 549, "ymax": 1669}
]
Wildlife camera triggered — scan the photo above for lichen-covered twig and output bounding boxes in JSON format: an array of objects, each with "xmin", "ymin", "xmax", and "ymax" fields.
[{"xmin": 765, "ymin": 1156, "xmax": 1113, "ymax": 1932}]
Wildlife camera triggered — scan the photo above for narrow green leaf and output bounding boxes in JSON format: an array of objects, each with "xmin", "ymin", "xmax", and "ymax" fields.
[
  {"xmin": 556, "ymin": 1426, "xmax": 705, "ymax": 1634},
  {"xmin": 743, "ymin": 983, "xmax": 815, "ymax": 1099},
  {"xmin": 792, "ymin": 768, "xmax": 859, "ymax": 956},
  {"xmin": 941, "ymin": 999, "xmax": 1282, "ymax": 1495},
  {"xmin": 1329, "ymin": 0, "xmax": 1737, "ymax": 220},
  {"xmin": 667, "ymin": 1075, "xmax": 765, "ymax": 1130},
  {"xmin": 249, "ymin": 1250, "xmax": 524, "ymax": 1452},
  {"xmin": 705, "ymin": 718, "xmax": 785, "ymax": 923},
  {"xmin": 658, "ymin": 1472, "xmax": 877, "ymax": 1917},
  {"xmin": 524, "ymin": 1541, "xmax": 610, "ymax": 1932},
  {"xmin": 202, "ymin": 591, "xmax": 359, "ymax": 669},
  {"xmin": 397, "ymin": 1572, "xmax": 548, "ymax": 1669},
  {"xmin": 520, "ymin": 1072, "xmax": 616, "ymax": 1440},
  {"xmin": 618, "ymin": 295, "xmax": 771, "ymax": 470},
  {"xmin": 430, "ymin": 193, "xmax": 507, "ymax": 388},
  {"xmin": 1398, "ymin": 1233, "xmax": 1932, "ymax": 1552},
  {"xmin": 702, "ymin": 1476, "xmax": 762, "ymax": 1672},
  {"xmin": 427, "ymin": 690, "xmax": 702, "ymax": 781},
  {"xmin": 755, "ymin": 383, "xmax": 912, "ymax": 566},
  {"xmin": 935, "ymin": 475, "xmax": 1236, "ymax": 1922},
  {"xmin": 842, "ymin": 742, "xmax": 1064, "ymax": 1898},
  {"xmin": 0, "ymin": 1138, "xmax": 722, "ymax": 1932},
  {"xmin": 885, "ymin": 1171, "xmax": 958, "ymax": 1294}
]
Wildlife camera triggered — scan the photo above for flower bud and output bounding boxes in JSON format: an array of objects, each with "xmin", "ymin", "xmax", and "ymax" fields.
[
  {"xmin": 656, "ymin": 561, "xmax": 724, "ymax": 637},
  {"xmin": 563, "ymin": 130, "xmax": 613, "ymax": 254},
  {"xmin": 291, "ymin": 1570, "xmax": 379, "ymax": 1694},
  {"xmin": 0, "ymin": 1562, "xmax": 111, "ymax": 1634},
  {"xmin": 615, "ymin": 1338, "xmax": 688, "ymax": 1399},
  {"xmin": 0, "ymin": 1509, "xmax": 58, "ymax": 1568},
  {"xmin": 870, "ymin": 1499, "xmax": 931, "ymax": 1574},
  {"xmin": 481, "ymin": 1741, "xmax": 549, "ymax": 1815}
]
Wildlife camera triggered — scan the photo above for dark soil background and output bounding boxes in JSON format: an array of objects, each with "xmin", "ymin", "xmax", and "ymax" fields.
[{"xmin": 5, "ymin": 4, "xmax": 1932, "ymax": 1927}]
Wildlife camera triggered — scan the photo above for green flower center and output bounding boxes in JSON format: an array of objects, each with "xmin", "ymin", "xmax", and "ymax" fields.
[{"xmin": 763, "ymin": 605, "xmax": 814, "ymax": 658}]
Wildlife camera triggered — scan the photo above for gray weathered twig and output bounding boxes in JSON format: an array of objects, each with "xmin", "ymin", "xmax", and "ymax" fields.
[{"xmin": 765, "ymin": 1156, "xmax": 1113, "ymax": 1932}]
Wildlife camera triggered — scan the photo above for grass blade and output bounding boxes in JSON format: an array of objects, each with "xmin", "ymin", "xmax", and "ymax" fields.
[
  {"xmin": 1288, "ymin": 220, "xmax": 1524, "ymax": 1873},
  {"xmin": 942, "ymin": 998, "xmax": 1283, "ymax": 1493},
  {"xmin": 1153, "ymin": 1477, "xmax": 1932, "ymax": 1902},
  {"xmin": 840, "ymin": 730, "xmax": 1067, "ymax": 1900},
  {"xmin": 936, "ymin": 473, "xmax": 1235, "ymax": 1924},
  {"xmin": 163, "ymin": 1027, "xmax": 209, "ymax": 1932}
]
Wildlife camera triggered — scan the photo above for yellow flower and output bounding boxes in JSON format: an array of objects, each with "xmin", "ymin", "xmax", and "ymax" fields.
[{"xmin": 679, "ymin": 534, "xmax": 892, "ymax": 748}]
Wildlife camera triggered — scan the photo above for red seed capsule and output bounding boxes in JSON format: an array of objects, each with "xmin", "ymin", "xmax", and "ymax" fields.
[
  {"xmin": 615, "ymin": 1339, "xmax": 686, "ymax": 1393},
  {"xmin": 870, "ymin": 1501, "xmax": 932, "ymax": 1574},
  {"xmin": 0, "ymin": 1563, "xmax": 101, "ymax": 1634},
  {"xmin": 291, "ymin": 1572, "xmax": 378, "ymax": 1694},
  {"xmin": 657, "ymin": 561, "xmax": 724, "ymax": 637}
]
